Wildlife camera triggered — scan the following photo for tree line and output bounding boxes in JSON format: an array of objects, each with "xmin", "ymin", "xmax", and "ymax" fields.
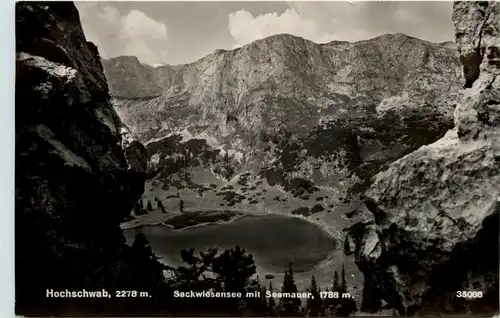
[
  {"xmin": 130, "ymin": 197, "xmax": 188, "ymax": 218},
  {"xmin": 132, "ymin": 197, "xmax": 167, "ymax": 216}
]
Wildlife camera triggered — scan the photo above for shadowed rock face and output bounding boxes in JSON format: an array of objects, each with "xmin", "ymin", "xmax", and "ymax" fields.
[
  {"xmin": 347, "ymin": 1, "xmax": 500, "ymax": 315},
  {"xmin": 15, "ymin": 2, "xmax": 154, "ymax": 314}
]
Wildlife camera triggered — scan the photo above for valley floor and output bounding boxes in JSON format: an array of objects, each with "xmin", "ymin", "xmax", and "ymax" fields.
[
  {"xmin": 119, "ymin": 173, "xmax": 377, "ymax": 312},
  {"xmin": 122, "ymin": 174, "xmax": 369, "ymax": 238},
  {"xmin": 120, "ymin": 207, "xmax": 368, "ymax": 303}
]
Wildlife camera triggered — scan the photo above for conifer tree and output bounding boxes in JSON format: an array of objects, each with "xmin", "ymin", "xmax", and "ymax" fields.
[
  {"xmin": 280, "ymin": 262, "xmax": 301, "ymax": 315},
  {"xmin": 260, "ymin": 285, "xmax": 268, "ymax": 310},
  {"xmin": 329, "ymin": 264, "xmax": 357, "ymax": 317},
  {"xmin": 327, "ymin": 271, "xmax": 339, "ymax": 310},
  {"xmin": 333, "ymin": 271, "xmax": 339, "ymax": 293},
  {"xmin": 306, "ymin": 275, "xmax": 324, "ymax": 317},
  {"xmin": 147, "ymin": 200, "xmax": 153, "ymax": 211},
  {"xmin": 129, "ymin": 233, "xmax": 166, "ymax": 290},
  {"xmin": 281, "ymin": 270, "xmax": 289, "ymax": 293},
  {"xmin": 212, "ymin": 245, "xmax": 256, "ymax": 293},
  {"xmin": 254, "ymin": 282, "xmax": 269, "ymax": 315},
  {"xmin": 175, "ymin": 247, "xmax": 215, "ymax": 309},
  {"xmin": 131, "ymin": 233, "xmax": 154, "ymax": 258},
  {"xmin": 268, "ymin": 281, "xmax": 276, "ymax": 310},
  {"xmin": 244, "ymin": 276, "xmax": 267, "ymax": 315},
  {"xmin": 343, "ymin": 237, "xmax": 352, "ymax": 255},
  {"xmin": 133, "ymin": 200, "xmax": 145, "ymax": 216},
  {"xmin": 157, "ymin": 199, "xmax": 164, "ymax": 210},
  {"xmin": 340, "ymin": 264, "xmax": 347, "ymax": 294}
]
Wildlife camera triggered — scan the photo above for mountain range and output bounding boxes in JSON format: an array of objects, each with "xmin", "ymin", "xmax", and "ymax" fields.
[{"xmin": 101, "ymin": 31, "xmax": 463, "ymax": 215}]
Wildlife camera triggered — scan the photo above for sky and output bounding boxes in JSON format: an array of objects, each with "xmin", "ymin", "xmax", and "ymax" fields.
[{"xmin": 75, "ymin": 1, "xmax": 455, "ymax": 66}]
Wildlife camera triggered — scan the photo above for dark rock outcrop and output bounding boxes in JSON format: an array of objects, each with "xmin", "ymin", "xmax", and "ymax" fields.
[
  {"xmin": 15, "ymin": 2, "xmax": 162, "ymax": 315},
  {"xmin": 347, "ymin": 1, "xmax": 499, "ymax": 315}
]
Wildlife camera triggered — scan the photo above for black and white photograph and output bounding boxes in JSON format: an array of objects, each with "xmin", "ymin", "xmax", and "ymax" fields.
[{"xmin": 14, "ymin": 0, "xmax": 500, "ymax": 316}]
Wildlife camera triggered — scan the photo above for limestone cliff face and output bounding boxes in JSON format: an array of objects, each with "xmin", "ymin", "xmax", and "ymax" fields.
[
  {"xmin": 15, "ymin": 2, "xmax": 152, "ymax": 314},
  {"xmin": 103, "ymin": 33, "xmax": 462, "ymax": 145},
  {"xmin": 101, "ymin": 56, "xmax": 165, "ymax": 99},
  {"xmin": 347, "ymin": 1, "xmax": 499, "ymax": 315},
  {"xmin": 103, "ymin": 32, "xmax": 463, "ymax": 201}
]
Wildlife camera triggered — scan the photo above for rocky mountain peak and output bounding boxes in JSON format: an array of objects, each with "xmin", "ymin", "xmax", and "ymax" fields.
[
  {"xmin": 102, "ymin": 55, "xmax": 165, "ymax": 99},
  {"xmin": 248, "ymin": 32, "xmax": 314, "ymax": 47},
  {"xmin": 103, "ymin": 31, "xmax": 462, "ymax": 143},
  {"xmin": 107, "ymin": 55, "xmax": 142, "ymax": 65},
  {"xmin": 101, "ymin": 26, "xmax": 464, "ymax": 216}
]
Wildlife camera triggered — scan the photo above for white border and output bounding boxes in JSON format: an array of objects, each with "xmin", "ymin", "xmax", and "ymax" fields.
[
  {"xmin": 0, "ymin": 1, "xmax": 485, "ymax": 318},
  {"xmin": 1, "ymin": 0, "xmax": 15, "ymax": 317}
]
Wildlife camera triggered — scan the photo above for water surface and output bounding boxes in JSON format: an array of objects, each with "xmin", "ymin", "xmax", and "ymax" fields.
[{"xmin": 123, "ymin": 214, "xmax": 337, "ymax": 273}]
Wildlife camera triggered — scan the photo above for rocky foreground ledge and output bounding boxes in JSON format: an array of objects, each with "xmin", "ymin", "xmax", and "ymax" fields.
[{"xmin": 346, "ymin": 1, "xmax": 500, "ymax": 315}]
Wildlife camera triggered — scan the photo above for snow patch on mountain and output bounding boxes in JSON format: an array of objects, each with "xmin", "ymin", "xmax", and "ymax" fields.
[{"xmin": 153, "ymin": 63, "xmax": 167, "ymax": 68}]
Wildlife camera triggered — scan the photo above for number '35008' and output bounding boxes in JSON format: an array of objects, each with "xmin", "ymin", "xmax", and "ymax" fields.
[{"xmin": 456, "ymin": 291, "xmax": 483, "ymax": 298}]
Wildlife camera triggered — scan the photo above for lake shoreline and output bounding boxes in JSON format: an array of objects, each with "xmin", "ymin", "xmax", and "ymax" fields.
[
  {"xmin": 122, "ymin": 213, "xmax": 341, "ymax": 290},
  {"xmin": 162, "ymin": 212, "xmax": 255, "ymax": 231},
  {"xmin": 120, "ymin": 209, "xmax": 250, "ymax": 231},
  {"xmin": 120, "ymin": 208, "xmax": 340, "ymax": 239}
]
